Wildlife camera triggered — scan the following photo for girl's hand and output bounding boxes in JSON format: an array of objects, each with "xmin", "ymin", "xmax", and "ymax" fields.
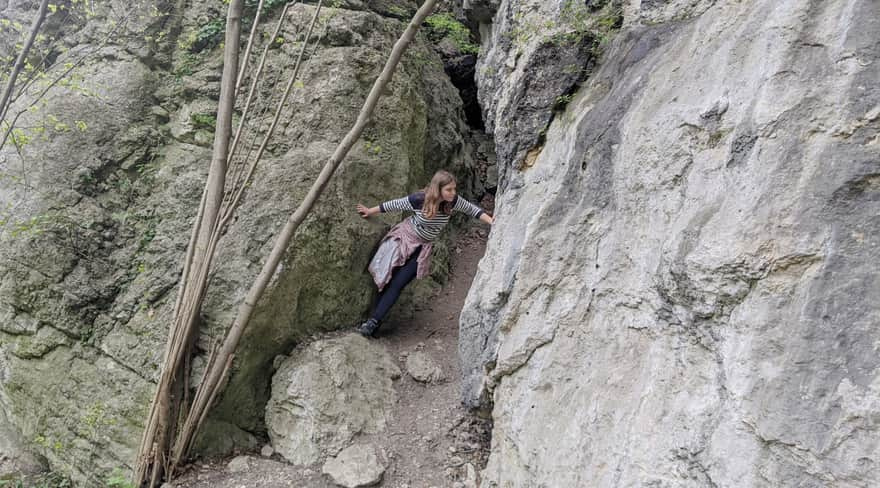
[{"xmin": 356, "ymin": 204, "xmax": 373, "ymax": 219}]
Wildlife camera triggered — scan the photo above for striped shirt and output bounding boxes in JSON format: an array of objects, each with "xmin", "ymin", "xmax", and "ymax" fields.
[{"xmin": 380, "ymin": 192, "xmax": 485, "ymax": 241}]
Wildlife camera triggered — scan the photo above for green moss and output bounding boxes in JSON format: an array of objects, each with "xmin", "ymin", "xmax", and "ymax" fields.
[
  {"xmin": 554, "ymin": 94, "xmax": 574, "ymax": 111},
  {"xmin": 425, "ymin": 13, "xmax": 479, "ymax": 54},
  {"xmin": 561, "ymin": 0, "xmax": 623, "ymax": 50},
  {"xmin": 190, "ymin": 113, "xmax": 216, "ymax": 130}
]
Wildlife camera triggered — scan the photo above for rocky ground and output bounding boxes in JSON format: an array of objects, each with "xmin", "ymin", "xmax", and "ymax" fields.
[{"xmin": 171, "ymin": 215, "xmax": 494, "ymax": 488}]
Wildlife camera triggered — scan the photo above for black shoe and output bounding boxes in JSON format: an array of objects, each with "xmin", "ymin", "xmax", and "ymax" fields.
[{"xmin": 356, "ymin": 318, "xmax": 380, "ymax": 337}]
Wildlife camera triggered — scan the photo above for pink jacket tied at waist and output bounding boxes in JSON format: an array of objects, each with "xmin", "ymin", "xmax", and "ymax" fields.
[{"xmin": 368, "ymin": 219, "xmax": 432, "ymax": 292}]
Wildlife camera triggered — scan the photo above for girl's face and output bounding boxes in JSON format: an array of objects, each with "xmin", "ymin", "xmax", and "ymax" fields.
[{"xmin": 441, "ymin": 182, "xmax": 457, "ymax": 202}]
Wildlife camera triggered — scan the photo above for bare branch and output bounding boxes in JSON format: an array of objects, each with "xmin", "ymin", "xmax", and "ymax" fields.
[
  {"xmin": 0, "ymin": 0, "xmax": 51, "ymax": 124},
  {"xmin": 0, "ymin": 9, "xmax": 133, "ymax": 152},
  {"xmin": 236, "ymin": 0, "xmax": 265, "ymax": 94},
  {"xmin": 222, "ymin": 1, "xmax": 323, "ymax": 223}
]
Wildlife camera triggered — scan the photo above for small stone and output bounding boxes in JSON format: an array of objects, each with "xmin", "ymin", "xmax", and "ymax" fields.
[
  {"xmin": 405, "ymin": 351, "xmax": 444, "ymax": 383},
  {"xmin": 449, "ymin": 455, "xmax": 464, "ymax": 466},
  {"xmin": 227, "ymin": 455, "xmax": 250, "ymax": 473},
  {"xmin": 302, "ymin": 468, "xmax": 315, "ymax": 477},
  {"xmin": 322, "ymin": 444, "xmax": 386, "ymax": 488},
  {"xmin": 261, "ymin": 444, "xmax": 274, "ymax": 457},
  {"xmin": 453, "ymin": 483, "xmax": 465, "ymax": 488},
  {"xmin": 449, "ymin": 446, "xmax": 457, "ymax": 453}
]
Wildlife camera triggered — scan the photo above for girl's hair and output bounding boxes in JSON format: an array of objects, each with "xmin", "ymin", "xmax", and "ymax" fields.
[{"xmin": 423, "ymin": 170, "xmax": 456, "ymax": 219}]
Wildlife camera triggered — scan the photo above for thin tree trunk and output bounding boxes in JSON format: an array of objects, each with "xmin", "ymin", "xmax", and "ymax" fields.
[
  {"xmin": 0, "ymin": 0, "xmax": 50, "ymax": 125},
  {"xmin": 171, "ymin": 0, "xmax": 438, "ymax": 466},
  {"xmin": 227, "ymin": 1, "xmax": 293, "ymax": 168},
  {"xmin": 134, "ymin": 1, "xmax": 246, "ymax": 486},
  {"xmin": 236, "ymin": 0, "xmax": 265, "ymax": 94},
  {"xmin": 223, "ymin": 1, "xmax": 322, "ymax": 221}
]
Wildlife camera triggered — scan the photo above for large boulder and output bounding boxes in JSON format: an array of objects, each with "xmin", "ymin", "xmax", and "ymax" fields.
[
  {"xmin": 0, "ymin": 1, "xmax": 475, "ymax": 484},
  {"xmin": 462, "ymin": 0, "xmax": 880, "ymax": 486},
  {"xmin": 266, "ymin": 334, "xmax": 400, "ymax": 466}
]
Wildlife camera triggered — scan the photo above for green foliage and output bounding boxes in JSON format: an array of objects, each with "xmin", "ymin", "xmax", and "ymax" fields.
[
  {"xmin": 105, "ymin": 470, "xmax": 135, "ymax": 488},
  {"xmin": 363, "ymin": 140, "xmax": 383, "ymax": 155},
  {"xmin": 559, "ymin": 0, "xmax": 623, "ymax": 48},
  {"xmin": 2, "ymin": 213, "xmax": 54, "ymax": 238},
  {"xmin": 425, "ymin": 13, "xmax": 479, "ymax": 55},
  {"xmin": 193, "ymin": 17, "xmax": 225, "ymax": 51},
  {"xmin": 190, "ymin": 112, "xmax": 217, "ymax": 129},
  {"xmin": 186, "ymin": 0, "xmax": 305, "ymax": 53},
  {"xmin": 553, "ymin": 93, "xmax": 574, "ymax": 111},
  {"xmin": 502, "ymin": 1, "xmax": 623, "ymax": 56},
  {"xmin": 173, "ymin": 52, "xmax": 199, "ymax": 78}
]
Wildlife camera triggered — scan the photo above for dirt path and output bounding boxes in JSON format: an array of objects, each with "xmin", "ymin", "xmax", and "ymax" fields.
[{"xmin": 173, "ymin": 223, "xmax": 492, "ymax": 488}]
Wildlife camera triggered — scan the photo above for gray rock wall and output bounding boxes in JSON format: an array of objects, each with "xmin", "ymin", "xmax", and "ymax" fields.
[
  {"xmin": 0, "ymin": 1, "xmax": 475, "ymax": 484},
  {"xmin": 461, "ymin": 0, "xmax": 880, "ymax": 486}
]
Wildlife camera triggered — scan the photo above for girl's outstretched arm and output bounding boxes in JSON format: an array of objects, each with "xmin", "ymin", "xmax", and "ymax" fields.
[
  {"xmin": 452, "ymin": 195, "xmax": 493, "ymax": 225},
  {"xmin": 358, "ymin": 194, "xmax": 419, "ymax": 218},
  {"xmin": 356, "ymin": 203, "xmax": 380, "ymax": 218}
]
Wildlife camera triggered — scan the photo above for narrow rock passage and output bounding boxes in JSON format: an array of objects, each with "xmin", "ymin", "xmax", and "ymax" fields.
[{"xmin": 173, "ymin": 221, "xmax": 492, "ymax": 488}]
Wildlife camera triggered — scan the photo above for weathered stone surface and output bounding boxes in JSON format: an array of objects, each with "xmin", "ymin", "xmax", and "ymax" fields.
[
  {"xmin": 405, "ymin": 350, "xmax": 444, "ymax": 383},
  {"xmin": 227, "ymin": 455, "xmax": 250, "ymax": 473},
  {"xmin": 0, "ymin": 1, "xmax": 475, "ymax": 485},
  {"xmin": 260, "ymin": 443, "xmax": 275, "ymax": 458},
  {"xmin": 468, "ymin": 0, "xmax": 615, "ymax": 181},
  {"xmin": 463, "ymin": 0, "xmax": 880, "ymax": 487},
  {"xmin": 0, "ymin": 400, "xmax": 45, "ymax": 478},
  {"xmin": 321, "ymin": 443, "xmax": 387, "ymax": 488},
  {"xmin": 266, "ymin": 334, "xmax": 400, "ymax": 466}
]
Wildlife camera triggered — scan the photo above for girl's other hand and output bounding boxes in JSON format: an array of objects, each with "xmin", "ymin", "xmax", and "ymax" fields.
[{"xmin": 356, "ymin": 203, "xmax": 372, "ymax": 218}]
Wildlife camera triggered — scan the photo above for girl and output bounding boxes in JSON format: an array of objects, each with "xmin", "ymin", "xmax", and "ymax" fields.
[{"xmin": 354, "ymin": 170, "xmax": 494, "ymax": 336}]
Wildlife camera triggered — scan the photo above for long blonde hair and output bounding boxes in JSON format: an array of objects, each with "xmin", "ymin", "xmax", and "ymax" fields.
[{"xmin": 423, "ymin": 170, "xmax": 456, "ymax": 219}]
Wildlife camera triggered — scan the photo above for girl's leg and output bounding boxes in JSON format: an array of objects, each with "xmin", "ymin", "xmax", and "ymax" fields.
[{"xmin": 370, "ymin": 246, "xmax": 421, "ymax": 322}]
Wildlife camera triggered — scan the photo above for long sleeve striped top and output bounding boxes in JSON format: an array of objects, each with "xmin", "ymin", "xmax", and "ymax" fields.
[{"xmin": 380, "ymin": 191, "xmax": 485, "ymax": 242}]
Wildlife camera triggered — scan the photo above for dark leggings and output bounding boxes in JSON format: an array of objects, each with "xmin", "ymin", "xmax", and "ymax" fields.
[{"xmin": 371, "ymin": 246, "xmax": 421, "ymax": 322}]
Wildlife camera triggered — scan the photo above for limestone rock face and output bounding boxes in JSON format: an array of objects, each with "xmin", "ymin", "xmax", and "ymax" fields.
[
  {"xmin": 0, "ymin": 1, "xmax": 473, "ymax": 484},
  {"xmin": 469, "ymin": 0, "xmax": 600, "ymax": 178},
  {"xmin": 0, "ymin": 400, "xmax": 45, "ymax": 478},
  {"xmin": 266, "ymin": 334, "xmax": 400, "ymax": 466},
  {"xmin": 462, "ymin": 0, "xmax": 880, "ymax": 486}
]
